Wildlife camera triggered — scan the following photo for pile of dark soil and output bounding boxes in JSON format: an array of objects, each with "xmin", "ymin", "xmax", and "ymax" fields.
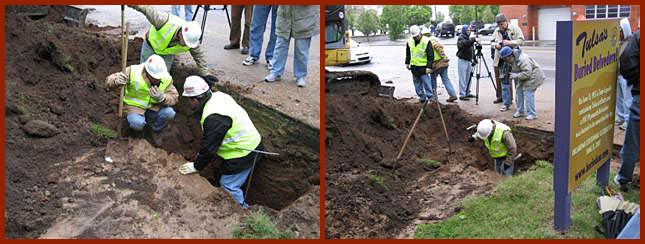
[
  {"xmin": 324, "ymin": 81, "xmax": 553, "ymax": 238},
  {"xmin": 5, "ymin": 6, "xmax": 319, "ymax": 238}
]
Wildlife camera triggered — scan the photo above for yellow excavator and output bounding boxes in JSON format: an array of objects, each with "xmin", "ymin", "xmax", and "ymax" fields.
[{"xmin": 324, "ymin": 5, "xmax": 393, "ymax": 97}]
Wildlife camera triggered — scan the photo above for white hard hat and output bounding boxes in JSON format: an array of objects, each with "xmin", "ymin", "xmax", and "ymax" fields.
[
  {"xmin": 410, "ymin": 25, "xmax": 421, "ymax": 37},
  {"xmin": 182, "ymin": 75, "xmax": 210, "ymax": 97},
  {"xmin": 620, "ymin": 18, "xmax": 632, "ymax": 40},
  {"xmin": 144, "ymin": 55, "xmax": 169, "ymax": 80},
  {"xmin": 181, "ymin": 21, "xmax": 202, "ymax": 48},
  {"xmin": 475, "ymin": 119, "xmax": 494, "ymax": 140}
]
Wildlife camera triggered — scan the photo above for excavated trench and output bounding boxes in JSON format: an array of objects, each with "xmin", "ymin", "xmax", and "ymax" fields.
[
  {"xmin": 4, "ymin": 6, "xmax": 318, "ymax": 238},
  {"xmin": 324, "ymin": 79, "xmax": 554, "ymax": 239}
]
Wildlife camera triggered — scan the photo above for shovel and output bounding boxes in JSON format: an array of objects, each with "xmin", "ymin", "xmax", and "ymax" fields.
[
  {"xmin": 380, "ymin": 100, "xmax": 429, "ymax": 171},
  {"xmin": 105, "ymin": 5, "xmax": 128, "ymax": 163},
  {"xmin": 434, "ymin": 100, "xmax": 452, "ymax": 155}
]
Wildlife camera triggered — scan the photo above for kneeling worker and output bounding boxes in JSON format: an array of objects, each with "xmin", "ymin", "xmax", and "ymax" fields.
[
  {"xmin": 105, "ymin": 54, "xmax": 178, "ymax": 132},
  {"xmin": 178, "ymin": 76, "xmax": 263, "ymax": 209},
  {"xmin": 468, "ymin": 119, "xmax": 517, "ymax": 176}
]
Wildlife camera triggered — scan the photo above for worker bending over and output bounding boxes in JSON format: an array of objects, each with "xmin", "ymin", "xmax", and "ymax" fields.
[
  {"xmin": 129, "ymin": 5, "xmax": 218, "ymax": 84},
  {"xmin": 179, "ymin": 76, "xmax": 264, "ymax": 209},
  {"xmin": 469, "ymin": 119, "xmax": 518, "ymax": 176}
]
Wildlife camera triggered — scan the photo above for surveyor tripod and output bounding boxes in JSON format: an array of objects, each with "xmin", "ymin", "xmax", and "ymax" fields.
[
  {"xmin": 466, "ymin": 44, "xmax": 497, "ymax": 105},
  {"xmin": 191, "ymin": 5, "xmax": 231, "ymax": 44}
]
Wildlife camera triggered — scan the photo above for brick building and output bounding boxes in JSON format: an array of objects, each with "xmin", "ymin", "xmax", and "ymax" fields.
[{"xmin": 499, "ymin": 5, "xmax": 640, "ymax": 40}]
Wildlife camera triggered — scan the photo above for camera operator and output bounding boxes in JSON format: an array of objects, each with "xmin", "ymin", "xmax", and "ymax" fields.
[
  {"xmin": 490, "ymin": 14, "xmax": 524, "ymax": 111},
  {"xmin": 457, "ymin": 24, "xmax": 477, "ymax": 100}
]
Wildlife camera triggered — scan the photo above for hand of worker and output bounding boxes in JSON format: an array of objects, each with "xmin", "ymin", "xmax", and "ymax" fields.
[
  {"xmin": 406, "ymin": 64, "xmax": 411, "ymax": 70},
  {"xmin": 115, "ymin": 72, "xmax": 128, "ymax": 86},
  {"xmin": 425, "ymin": 68, "xmax": 434, "ymax": 74},
  {"xmin": 502, "ymin": 40, "xmax": 512, "ymax": 46},
  {"xmin": 179, "ymin": 162, "xmax": 198, "ymax": 175},
  {"xmin": 509, "ymin": 73, "xmax": 519, "ymax": 80},
  {"xmin": 203, "ymin": 75, "xmax": 219, "ymax": 87},
  {"xmin": 149, "ymin": 86, "xmax": 166, "ymax": 102}
]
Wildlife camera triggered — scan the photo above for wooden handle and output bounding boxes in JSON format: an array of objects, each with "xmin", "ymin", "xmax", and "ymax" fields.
[
  {"xmin": 435, "ymin": 101, "xmax": 451, "ymax": 154},
  {"xmin": 118, "ymin": 7, "xmax": 127, "ymax": 118},
  {"xmin": 396, "ymin": 101, "xmax": 427, "ymax": 159}
]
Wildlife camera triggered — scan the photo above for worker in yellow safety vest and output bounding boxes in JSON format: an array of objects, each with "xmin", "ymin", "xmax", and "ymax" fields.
[
  {"xmin": 468, "ymin": 119, "xmax": 518, "ymax": 176},
  {"xmin": 105, "ymin": 54, "xmax": 179, "ymax": 133},
  {"xmin": 178, "ymin": 76, "xmax": 264, "ymax": 209},
  {"xmin": 128, "ymin": 5, "xmax": 218, "ymax": 85}
]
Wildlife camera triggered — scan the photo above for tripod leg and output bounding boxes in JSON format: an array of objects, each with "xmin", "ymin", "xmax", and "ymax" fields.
[
  {"xmin": 192, "ymin": 5, "xmax": 201, "ymax": 21},
  {"xmin": 480, "ymin": 56, "xmax": 497, "ymax": 91},
  {"xmin": 225, "ymin": 5, "xmax": 232, "ymax": 29},
  {"xmin": 199, "ymin": 5, "xmax": 209, "ymax": 44}
]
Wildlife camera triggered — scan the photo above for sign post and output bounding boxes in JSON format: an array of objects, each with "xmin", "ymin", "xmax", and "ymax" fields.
[{"xmin": 554, "ymin": 19, "xmax": 620, "ymax": 231}]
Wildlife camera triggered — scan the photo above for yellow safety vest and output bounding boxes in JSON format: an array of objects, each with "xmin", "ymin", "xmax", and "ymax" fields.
[
  {"xmin": 147, "ymin": 14, "xmax": 192, "ymax": 55},
  {"xmin": 123, "ymin": 64, "xmax": 172, "ymax": 110},
  {"xmin": 407, "ymin": 36, "xmax": 430, "ymax": 66},
  {"xmin": 483, "ymin": 121, "xmax": 511, "ymax": 158},
  {"xmin": 200, "ymin": 92, "xmax": 262, "ymax": 160}
]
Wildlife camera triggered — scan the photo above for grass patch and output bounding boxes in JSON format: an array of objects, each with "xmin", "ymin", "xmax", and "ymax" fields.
[
  {"xmin": 415, "ymin": 160, "xmax": 640, "ymax": 239},
  {"xmin": 418, "ymin": 159, "xmax": 441, "ymax": 168},
  {"xmin": 90, "ymin": 123, "xmax": 118, "ymax": 139},
  {"xmin": 369, "ymin": 174, "xmax": 388, "ymax": 190},
  {"xmin": 233, "ymin": 210, "xmax": 294, "ymax": 239}
]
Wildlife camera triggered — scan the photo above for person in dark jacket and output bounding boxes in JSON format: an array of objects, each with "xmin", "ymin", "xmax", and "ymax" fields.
[
  {"xmin": 405, "ymin": 25, "xmax": 435, "ymax": 103},
  {"xmin": 615, "ymin": 30, "xmax": 640, "ymax": 191},
  {"xmin": 179, "ymin": 76, "xmax": 264, "ymax": 209},
  {"xmin": 457, "ymin": 24, "xmax": 477, "ymax": 100}
]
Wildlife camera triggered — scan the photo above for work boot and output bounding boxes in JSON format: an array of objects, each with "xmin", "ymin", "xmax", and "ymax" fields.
[
  {"xmin": 493, "ymin": 98, "xmax": 503, "ymax": 104},
  {"xmin": 224, "ymin": 43, "xmax": 240, "ymax": 50},
  {"xmin": 459, "ymin": 96, "xmax": 470, "ymax": 101},
  {"xmin": 466, "ymin": 94, "xmax": 476, "ymax": 98},
  {"xmin": 241, "ymin": 47, "xmax": 249, "ymax": 55},
  {"xmin": 446, "ymin": 96, "xmax": 458, "ymax": 103}
]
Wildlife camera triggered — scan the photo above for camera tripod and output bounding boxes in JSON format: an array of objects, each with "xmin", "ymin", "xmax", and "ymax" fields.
[
  {"xmin": 466, "ymin": 44, "xmax": 497, "ymax": 105},
  {"xmin": 191, "ymin": 5, "xmax": 231, "ymax": 45}
]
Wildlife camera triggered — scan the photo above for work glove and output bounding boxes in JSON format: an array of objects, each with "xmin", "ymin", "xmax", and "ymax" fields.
[
  {"xmin": 149, "ymin": 86, "xmax": 166, "ymax": 102},
  {"xmin": 179, "ymin": 162, "xmax": 198, "ymax": 175},
  {"xmin": 425, "ymin": 68, "xmax": 434, "ymax": 74},
  {"xmin": 203, "ymin": 74, "xmax": 219, "ymax": 87},
  {"xmin": 406, "ymin": 64, "xmax": 411, "ymax": 70},
  {"xmin": 114, "ymin": 72, "xmax": 128, "ymax": 86},
  {"xmin": 597, "ymin": 196, "xmax": 621, "ymax": 214}
]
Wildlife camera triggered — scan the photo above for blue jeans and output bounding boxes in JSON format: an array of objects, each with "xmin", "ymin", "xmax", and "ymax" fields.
[
  {"xmin": 126, "ymin": 107, "xmax": 176, "ymax": 132},
  {"xmin": 412, "ymin": 74, "xmax": 434, "ymax": 101},
  {"xmin": 458, "ymin": 58, "xmax": 473, "ymax": 97},
  {"xmin": 220, "ymin": 166, "xmax": 253, "ymax": 209},
  {"xmin": 617, "ymin": 95, "xmax": 640, "ymax": 182},
  {"xmin": 249, "ymin": 5, "xmax": 277, "ymax": 61},
  {"xmin": 515, "ymin": 87, "xmax": 537, "ymax": 117},
  {"xmin": 270, "ymin": 35, "xmax": 311, "ymax": 79},
  {"xmin": 617, "ymin": 208, "xmax": 640, "ymax": 239},
  {"xmin": 616, "ymin": 75, "xmax": 633, "ymax": 123},
  {"xmin": 171, "ymin": 5, "xmax": 194, "ymax": 21},
  {"xmin": 501, "ymin": 81, "xmax": 512, "ymax": 107},
  {"xmin": 430, "ymin": 67, "xmax": 457, "ymax": 98},
  {"xmin": 140, "ymin": 41, "xmax": 174, "ymax": 72},
  {"xmin": 494, "ymin": 157, "xmax": 514, "ymax": 176}
]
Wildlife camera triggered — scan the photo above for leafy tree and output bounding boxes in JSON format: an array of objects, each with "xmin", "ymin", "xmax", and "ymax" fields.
[
  {"xmin": 346, "ymin": 6, "xmax": 364, "ymax": 36},
  {"xmin": 403, "ymin": 5, "xmax": 433, "ymax": 27},
  {"xmin": 381, "ymin": 5, "xmax": 407, "ymax": 40},
  {"xmin": 356, "ymin": 9, "xmax": 380, "ymax": 38},
  {"xmin": 449, "ymin": 5, "xmax": 500, "ymax": 25},
  {"xmin": 481, "ymin": 6, "xmax": 496, "ymax": 23}
]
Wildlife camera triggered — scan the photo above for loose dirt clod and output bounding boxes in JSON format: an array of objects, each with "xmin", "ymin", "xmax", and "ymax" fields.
[{"xmin": 325, "ymin": 80, "xmax": 553, "ymax": 239}]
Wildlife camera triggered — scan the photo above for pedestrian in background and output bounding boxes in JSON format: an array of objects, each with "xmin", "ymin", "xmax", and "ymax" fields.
[
  {"xmin": 457, "ymin": 24, "xmax": 477, "ymax": 100},
  {"xmin": 499, "ymin": 46, "xmax": 544, "ymax": 120},
  {"xmin": 428, "ymin": 36, "xmax": 458, "ymax": 102},
  {"xmin": 264, "ymin": 5, "xmax": 319, "ymax": 87},
  {"xmin": 225, "ymin": 5, "xmax": 253, "ymax": 55},
  {"xmin": 491, "ymin": 14, "xmax": 524, "ymax": 111},
  {"xmin": 242, "ymin": 5, "xmax": 278, "ymax": 70},
  {"xmin": 616, "ymin": 18, "xmax": 633, "ymax": 130},
  {"xmin": 171, "ymin": 5, "xmax": 193, "ymax": 21},
  {"xmin": 615, "ymin": 30, "xmax": 640, "ymax": 191},
  {"xmin": 404, "ymin": 25, "xmax": 434, "ymax": 103}
]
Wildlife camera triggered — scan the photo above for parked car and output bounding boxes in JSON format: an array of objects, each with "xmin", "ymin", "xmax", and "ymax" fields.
[
  {"xmin": 348, "ymin": 39, "xmax": 372, "ymax": 65},
  {"xmin": 437, "ymin": 21, "xmax": 455, "ymax": 37},
  {"xmin": 478, "ymin": 23, "xmax": 497, "ymax": 35},
  {"xmin": 455, "ymin": 25, "xmax": 465, "ymax": 35},
  {"xmin": 470, "ymin": 21, "xmax": 486, "ymax": 32}
]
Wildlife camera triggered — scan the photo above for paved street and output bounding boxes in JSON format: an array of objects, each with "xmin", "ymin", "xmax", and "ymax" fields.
[
  {"xmin": 328, "ymin": 34, "xmax": 626, "ymax": 144},
  {"xmin": 81, "ymin": 5, "xmax": 321, "ymax": 128}
]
